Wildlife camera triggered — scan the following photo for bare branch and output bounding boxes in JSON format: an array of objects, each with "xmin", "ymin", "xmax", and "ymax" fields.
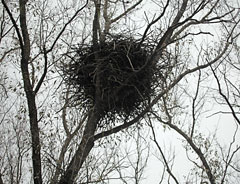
[
  {"xmin": 191, "ymin": 70, "xmax": 201, "ymax": 138},
  {"xmin": 221, "ymin": 126, "xmax": 240, "ymax": 183},
  {"xmin": 33, "ymin": 48, "xmax": 47, "ymax": 95},
  {"xmin": 148, "ymin": 119, "xmax": 179, "ymax": 184},
  {"xmin": 34, "ymin": 1, "xmax": 88, "ymax": 95},
  {"xmin": 111, "ymin": 0, "xmax": 143, "ymax": 24},
  {"xmin": 153, "ymin": 112, "xmax": 216, "ymax": 184},
  {"xmin": 139, "ymin": 0, "xmax": 170, "ymax": 46},
  {"xmin": 0, "ymin": 47, "xmax": 20, "ymax": 63},
  {"xmin": 210, "ymin": 65, "xmax": 240, "ymax": 125},
  {"xmin": 47, "ymin": 0, "xmax": 89, "ymax": 53},
  {"xmin": 1, "ymin": 0, "xmax": 24, "ymax": 49},
  {"xmin": 151, "ymin": 0, "xmax": 188, "ymax": 63},
  {"xmin": 94, "ymin": 38, "xmax": 231, "ymax": 141}
]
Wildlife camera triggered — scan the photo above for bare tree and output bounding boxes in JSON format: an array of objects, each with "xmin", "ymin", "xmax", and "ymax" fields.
[{"xmin": 0, "ymin": 0, "xmax": 240, "ymax": 184}]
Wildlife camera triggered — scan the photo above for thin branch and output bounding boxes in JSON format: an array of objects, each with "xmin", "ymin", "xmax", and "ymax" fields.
[
  {"xmin": 0, "ymin": 47, "xmax": 20, "ymax": 63},
  {"xmin": 153, "ymin": 113, "xmax": 216, "ymax": 184},
  {"xmin": 34, "ymin": 48, "xmax": 48, "ymax": 94},
  {"xmin": 47, "ymin": 0, "xmax": 89, "ymax": 53},
  {"xmin": 62, "ymin": 87, "xmax": 71, "ymax": 136},
  {"xmin": 1, "ymin": 0, "xmax": 24, "ymax": 49},
  {"xmin": 206, "ymin": 111, "xmax": 240, "ymax": 118},
  {"xmin": 111, "ymin": 0, "xmax": 143, "ymax": 24},
  {"xmin": 210, "ymin": 65, "xmax": 240, "ymax": 125},
  {"xmin": 0, "ymin": 83, "xmax": 7, "ymax": 97},
  {"xmin": 34, "ymin": 1, "xmax": 88, "ymax": 94},
  {"xmin": 151, "ymin": 0, "xmax": 189, "ymax": 63},
  {"xmin": 58, "ymin": 108, "xmax": 100, "ymax": 184},
  {"xmin": 221, "ymin": 126, "xmax": 239, "ymax": 183},
  {"xmin": 139, "ymin": 0, "xmax": 170, "ymax": 46},
  {"xmin": 191, "ymin": 70, "xmax": 201, "ymax": 138},
  {"xmin": 51, "ymin": 100, "xmax": 88, "ymax": 184},
  {"xmin": 148, "ymin": 119, "xmax": 179, "ymax": 184},
  {"xmin": 94, "ymin": 38, "xmax": 231, "ymax": 141}
]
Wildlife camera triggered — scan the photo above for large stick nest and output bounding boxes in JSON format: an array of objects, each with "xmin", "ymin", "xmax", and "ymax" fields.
[{"xmin": 64, "ymin": 35, "xmax": 160, "ymax": 124}]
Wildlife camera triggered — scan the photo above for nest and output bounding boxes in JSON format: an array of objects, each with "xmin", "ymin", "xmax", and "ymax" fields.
[{"xmin": 64, "ymin": 35, "xmax": 159, "ymax": 124}]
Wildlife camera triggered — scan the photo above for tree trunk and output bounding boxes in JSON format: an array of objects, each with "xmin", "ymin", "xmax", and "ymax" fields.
[
  {"xmin": 0, "ymin": 173, "xmax": 4, "ymax": 184},
  {"xmin": 19, "ymin": 1, "xmax": 42, "ymax": 184},
  {"xmin": 58, "ymin": 4, "xmax": 102, "ymax": 182},
  {"xmin": 58, "ymin": 110, "xmax": 100, "ymax": 184}
]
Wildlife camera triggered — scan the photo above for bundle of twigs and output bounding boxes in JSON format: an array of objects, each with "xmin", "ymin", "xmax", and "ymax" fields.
[{"xmin": 64, "ymin": 35, "xmax": 160, "ymax": 124}]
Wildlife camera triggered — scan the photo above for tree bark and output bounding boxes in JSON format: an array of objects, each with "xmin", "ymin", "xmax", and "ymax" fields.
[
  {"xmin": 19, "ymin": 1, "xmax": 42, "ymax": 184},
  {"xmin": 58, "ymin": 110, "xmax": 100, "ymax": 184},
  {"xmin": 0, "ymin": 173, "xmax": 4, "ymax": 184},
  {"xmin": 58, "ymin": 3, "xmax": 102, "ymax": 182}
]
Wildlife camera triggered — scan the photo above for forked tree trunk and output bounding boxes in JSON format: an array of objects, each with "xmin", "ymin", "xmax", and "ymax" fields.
[
  {"xmin": 19, "ymin": 1, "xmax": 43, "ymax": 184},
  {"xmin": 58, "ymin": 109, "xmax": 100, "ymax": 184}
]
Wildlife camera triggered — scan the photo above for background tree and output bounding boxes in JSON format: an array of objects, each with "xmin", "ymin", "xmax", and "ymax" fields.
[{"xmin": 0, "ymin": 0, "xmax": 240, "ymax": 183}]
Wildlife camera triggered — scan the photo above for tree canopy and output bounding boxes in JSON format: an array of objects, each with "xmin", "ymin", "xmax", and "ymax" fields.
[{"xmin": 0, "ymin": 0, "xmax": 240, "ymax": 183}]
